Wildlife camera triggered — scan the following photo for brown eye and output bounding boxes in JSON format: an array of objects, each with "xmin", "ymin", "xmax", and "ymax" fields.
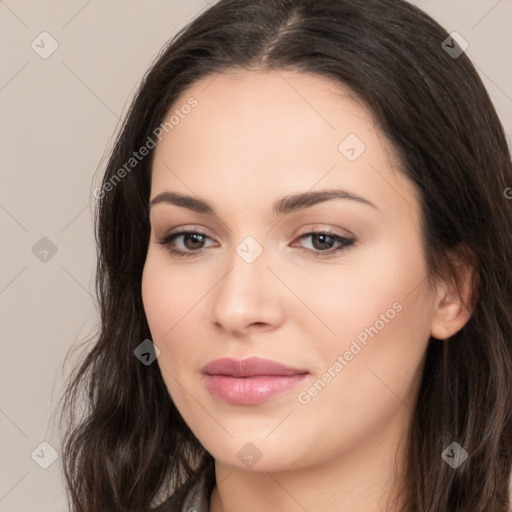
[
  {"xmin": 157, "ymin": 229, "xmax": 356, "ymax": 259},
  {"xmin": 294, "ymin": 231, "xmax": 356, "ymax": 259},
  {"xmin": 156, "ymin": 230, "xmax": 215, "ymax": 257},
  {"xmin": 181, "ymin": 232, "xmax": 207, "ymax": 250}
]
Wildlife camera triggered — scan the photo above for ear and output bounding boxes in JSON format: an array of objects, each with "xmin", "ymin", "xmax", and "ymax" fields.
[{"xmin": 430, "ymin": 249, "xmax": 478, "ymax": 341}]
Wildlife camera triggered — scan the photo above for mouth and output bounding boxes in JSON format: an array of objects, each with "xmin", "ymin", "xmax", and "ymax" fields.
[{"xmin": 201, "ymin": 357, "xmax": 309, "ymax": 405}]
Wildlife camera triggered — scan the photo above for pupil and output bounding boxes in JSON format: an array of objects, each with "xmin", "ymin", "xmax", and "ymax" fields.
[
  {"xmin": 185, "ymin": 233, "xmax": 204, "ymax": 249},
  {"xmin": 313, "ymin": 234, "xmax": 333, "ymax": 250}
]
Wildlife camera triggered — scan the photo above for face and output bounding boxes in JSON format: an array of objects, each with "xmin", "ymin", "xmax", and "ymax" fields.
[{"xmin": 142, "ymin": 69, "xmax": 440, "ymax": 472}]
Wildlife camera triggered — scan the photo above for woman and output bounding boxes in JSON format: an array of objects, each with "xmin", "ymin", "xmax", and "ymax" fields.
[{"xmin": 59, "ymin": 0, "xmax": 512, "ymax": 511}]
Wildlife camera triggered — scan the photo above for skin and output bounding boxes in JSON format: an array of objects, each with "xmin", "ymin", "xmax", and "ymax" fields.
[{"xmin": 141, "ymin": 69, "xmax": 474, "ymax": 512}]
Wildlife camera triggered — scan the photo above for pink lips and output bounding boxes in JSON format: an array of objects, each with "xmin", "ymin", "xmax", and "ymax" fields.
[{"xmin": 202, "ymin": 357, "xmax": 309, "ymax": 405}]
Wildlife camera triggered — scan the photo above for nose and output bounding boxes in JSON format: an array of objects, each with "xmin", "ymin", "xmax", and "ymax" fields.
[{"xmin": 210, "ymin": 247, "xmax": 285, "ymax": 337}]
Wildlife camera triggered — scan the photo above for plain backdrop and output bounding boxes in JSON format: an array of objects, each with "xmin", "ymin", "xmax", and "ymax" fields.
[{"xmin": 0, "ymin": 1, "xmax": 511, "ymax": 510}]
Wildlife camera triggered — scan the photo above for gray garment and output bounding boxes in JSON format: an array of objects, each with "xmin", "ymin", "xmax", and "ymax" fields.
[{"xmin": 153, "ymin": 469, "xmax": 212, "ymax": 512}]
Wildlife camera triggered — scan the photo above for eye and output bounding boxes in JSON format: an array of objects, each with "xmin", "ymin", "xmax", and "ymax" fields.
[
  {"xmin": 156, "ymin": 230, "xmax": 216, "ymax": 258},
  {"xmin": 156, "ymin": 229, "xmax": 356, "ymax": 259},
  {"xmin": 292, "ymin": 231, "xmax": 356, "ymax": 258}
]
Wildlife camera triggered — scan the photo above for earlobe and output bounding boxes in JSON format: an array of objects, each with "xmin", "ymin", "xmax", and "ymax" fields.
[{"xmin": 429, "ymin": 255, "xmax": 478, "ymax": 341}]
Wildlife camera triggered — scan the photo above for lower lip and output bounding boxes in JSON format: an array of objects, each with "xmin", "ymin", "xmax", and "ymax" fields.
[{"xmin": 203, "ymin": 374, "xmax": 308, "ymax": 405}]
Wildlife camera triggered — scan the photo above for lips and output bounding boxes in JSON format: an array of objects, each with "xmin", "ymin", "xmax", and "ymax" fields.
[
  {"xmin": 202, "ymin": 356, "xmax": 308, "ymax": 377},
  {"xmin": 202, "ymin": 357, "xmax": 309, "ymax": 405}
]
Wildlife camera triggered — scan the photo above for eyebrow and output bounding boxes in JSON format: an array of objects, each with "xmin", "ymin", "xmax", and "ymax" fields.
[{"xmin": 150, "ymin": 189, "xmax": 378, "ymax": 215}]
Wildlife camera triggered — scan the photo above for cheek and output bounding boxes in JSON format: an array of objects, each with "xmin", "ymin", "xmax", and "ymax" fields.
[
  {"xmin": 287, "ymin": 238, "xmax": 432, "ymax": 350},
  {"xmin": 287, "ymin": 265, "xmax": 432, "ymax": 463},
  {"xmin": 141, "ymin": 251, "xmax": 213, "ymax": 384},
  {"xmin": 290, "ymin": 238, "xmax": 434, "ymax": 404},
  {"xmin": 142, "ymin": 250, "xmax": 203, "ymax": 338}
]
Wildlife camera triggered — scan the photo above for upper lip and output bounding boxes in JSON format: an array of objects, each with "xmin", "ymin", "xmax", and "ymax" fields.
[{"xmin": 202, "ymin": 357, "xmax": 309, "ymax": 377}]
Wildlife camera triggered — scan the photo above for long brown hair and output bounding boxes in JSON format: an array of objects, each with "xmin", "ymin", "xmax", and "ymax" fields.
[{"xmin": 59, "ymin": 0, "xmax": 512, "ymax": 510}]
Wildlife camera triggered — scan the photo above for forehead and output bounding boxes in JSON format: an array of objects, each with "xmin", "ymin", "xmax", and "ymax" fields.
[
  {"xmin": 154, "ymin": 68, "xmax": 377, "ymax": 164},
  {"xmin": 150, "ymin": 69, "xmax": 419, "ymax": 218}
]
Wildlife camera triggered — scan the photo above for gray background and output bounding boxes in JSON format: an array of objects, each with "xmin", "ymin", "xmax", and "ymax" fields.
[{"xmin": 0, "ymin": 1, "xmax": 511, "ymax": 510}]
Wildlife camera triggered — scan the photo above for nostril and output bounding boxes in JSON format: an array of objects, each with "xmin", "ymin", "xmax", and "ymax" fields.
[{"xmin": 250, "ymin": 322, "xmax": 267, "ymax": 328}]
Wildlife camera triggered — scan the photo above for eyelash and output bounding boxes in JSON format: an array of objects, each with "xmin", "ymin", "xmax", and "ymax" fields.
[{"xmin": 156, "ymin": 229, "xmax": 356, "ymax": 259}]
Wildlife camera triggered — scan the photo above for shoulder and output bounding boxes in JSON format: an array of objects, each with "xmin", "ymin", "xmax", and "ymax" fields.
[{"xmin": 152, "ymin": 466, "xmax": 215, "ymax": 512}]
